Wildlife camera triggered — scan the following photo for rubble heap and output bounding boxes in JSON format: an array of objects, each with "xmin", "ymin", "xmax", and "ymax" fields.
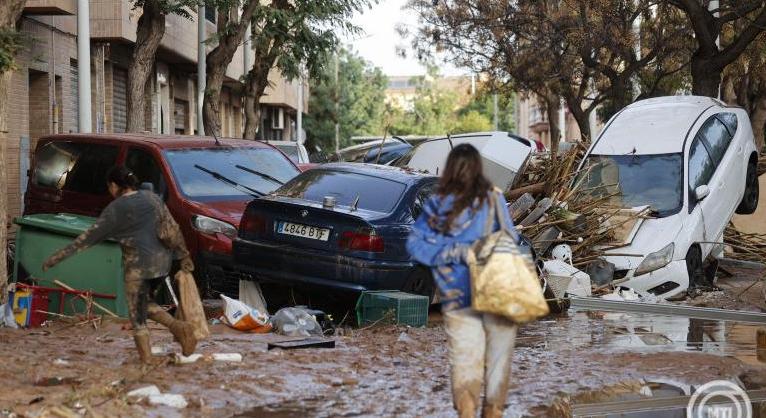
[
  {"xmin": 506, "ymin": 145, "xmax": 645, "ymax": 266},
  {"xmin": 724, "ymin": 224, "xmax": 766, "ymax": 263}
]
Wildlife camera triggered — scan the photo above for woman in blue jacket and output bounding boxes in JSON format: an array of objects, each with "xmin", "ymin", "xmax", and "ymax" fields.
[{"xmin": 407, "ymin": 144, "xmax": 519, "ymax": 418}]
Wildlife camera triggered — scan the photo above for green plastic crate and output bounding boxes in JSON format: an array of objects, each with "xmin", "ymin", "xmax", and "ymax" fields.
[{"xmin": 355, "ymin": 290, "xmax": 429, "ymax": 327}]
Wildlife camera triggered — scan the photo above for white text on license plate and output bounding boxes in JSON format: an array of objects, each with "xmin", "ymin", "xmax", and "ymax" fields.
[{"xmin": 277, "ymin": 221, "xmax": 330, "ymax": 241}]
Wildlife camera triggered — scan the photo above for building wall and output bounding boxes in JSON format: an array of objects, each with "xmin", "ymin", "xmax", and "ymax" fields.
[
  {"xmin": 7, "ymin": 5, "xmax": 307, "ymax": 225},
  {"xmin": 6, "ymin": 16, "xmax": 79, "ymax": 222},
  {"xmin": 515, "ymin": 94, "xmax": 603, "ymax": 149}
]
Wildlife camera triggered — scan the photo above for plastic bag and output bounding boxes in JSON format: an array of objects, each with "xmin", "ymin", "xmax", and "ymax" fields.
[
  {"xmin": 175, "ymin": 271, "xmax": 210, "ymax": 340},
  {"xmin": 0, "ymin": 303, "xmax": 18, "ymax": 329},
  {"xmin": 270, "ymin": 307, "xmax": 323, "ymax": 337},
  {"xmin": 221, "ymin": 295, "xmax": 272, "ymax": 333}
]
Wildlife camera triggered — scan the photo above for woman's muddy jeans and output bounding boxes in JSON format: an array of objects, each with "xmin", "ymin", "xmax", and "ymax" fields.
[{"xmin": 444, "ymin": 308, "xmax": 518, "ymax": 412}]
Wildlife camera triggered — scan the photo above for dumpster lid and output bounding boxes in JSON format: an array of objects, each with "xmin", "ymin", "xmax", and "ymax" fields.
[{"xmin": 15, "ymin": 214, "xmax": 97, "ymax": 236}]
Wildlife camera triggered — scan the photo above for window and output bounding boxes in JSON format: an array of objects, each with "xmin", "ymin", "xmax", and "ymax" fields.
[
  {"xmin": 205, "ymin": 7, "xmax": 216, "ymax": 23},
  {"xmin": 411, "ymin": 183, "xmax": 437, "ymax": 219},
  {"xmin": 578, "ymin": 154, "xmax": 683, "ymax": 217},
  {"xmin": 276, "ymin": 170, "xmax": 408, "ymax": 213},
  {"xmin": 126, "ymin": 148, "xmax": 166, "ymax": 196},
  {"xmin": 275, "ymin": 144, "xmax": 300, "ymax": 163},
  {"xmin": 696, "ymin": 116, "xmax": 732, "ymax": 166},
  {"xmin": 164, "ymin": 147, "xmax": 299, "ymax": 200},
  {"xmin": 688, "ymin": 137, "xmax": 716, "ymax": 210},
  {"xmin": 34, "ymin": 142, "xmax": 119, "ymax": 194},
  {"xmin": 717, "ymin": 112, "xmax": 738, "ymax": 137}
]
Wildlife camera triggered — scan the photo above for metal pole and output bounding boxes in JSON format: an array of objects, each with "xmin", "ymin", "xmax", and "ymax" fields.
[
  {"xmin": 492, "ymin": 93, "xmax": 498, "ymax": 131},
  {"xmin": 297, "ymin": 73, "xmax": 303, "ymax": 144},
  {"xmin": 76, "ymin": 0, "xmax": 92, "ymax": 133},
  {"xmin": 570, "ymin": 296, "xmax": 766, "ymax": 324},
  {"xmin": 197, "ymin": 5, "xmax": 206, "ymax": 135},
  {"xmin": 632, "ymin": 0, "xmax": 642, "ymax": 98},
  {"xmin": 558, "ymin": 98, "xmax": 566, "ymax": 143},
  {"xmin": 334, "ymin": 51, "xmax": 340, "ymax": 152}
]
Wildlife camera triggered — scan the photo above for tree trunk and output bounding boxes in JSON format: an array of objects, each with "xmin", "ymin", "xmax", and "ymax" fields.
[
  {"xmin": 544, "ymin": 92, "xmax": 560, "ymax": 158},
  {"xmin": 751, "ymin": 96, "xmax": 766, "ymax": 152},
  {"xmin": 127, "ymin": 1, "xmax": 165, "ymax": 133},
  {"xmin": 690, "ymin": 55, "xmax": 722, "ymax": 98},
  {"xmin": 203, "ymin": 3, "xmax": 260, "ymax": 137},
  {"xmin": 0, "ymin": 0, "xmax": 26, "ymax": 304},
  {"xmin": 243, "ymin": 88, "xmax": 259, "ymax": 139},
  {"xmin": 243, "ymin": 62, "xmax": 271, "ymax": 139},
  {"xmin": 721, "ymin": 75, "xmax": 737, "ymax": 105},
  {"xmin": 565, "ymin": 96, "xmax": 591, "ymax": 143}
]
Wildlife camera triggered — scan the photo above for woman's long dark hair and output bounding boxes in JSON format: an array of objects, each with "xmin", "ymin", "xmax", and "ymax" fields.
[
  {"xmin": 432, "ymin": 143, "xmax": 492, "ymax": 233},
  {"xmin": 106, "ymin": 166, "xmax": 139, "ymax": 191}
]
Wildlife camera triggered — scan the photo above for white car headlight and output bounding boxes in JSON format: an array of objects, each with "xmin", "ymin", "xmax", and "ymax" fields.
[
  {"xmin": 634, "ymin": 243, "xmax": 674, "ymax": 277},
  {"xmin": 192, "ymin": 215, "xmax": 237, "ymax": 238}
]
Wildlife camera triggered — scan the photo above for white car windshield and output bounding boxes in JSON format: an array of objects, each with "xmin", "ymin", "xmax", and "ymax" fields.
[{"xmin": 577, "ymin": 153, "xmax": 683, "ymax": 217}]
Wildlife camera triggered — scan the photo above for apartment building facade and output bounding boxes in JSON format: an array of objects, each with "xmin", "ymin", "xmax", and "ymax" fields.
[
  {"xmin": 515, "ymin": 95, "xmax": 602, "ymax": 150},
  {"xmin": 6, "ymin": 1, "xmax": 307, "ymax": 222}
]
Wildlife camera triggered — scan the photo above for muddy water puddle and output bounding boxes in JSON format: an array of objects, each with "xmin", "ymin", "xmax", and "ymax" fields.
[
  {"xmin": 520, "ymin": 310, "xmax": 763, "ymax": 365},
  {"xmin": 520, "ymin": 310, "xmax": 766, "ymax": 417}
]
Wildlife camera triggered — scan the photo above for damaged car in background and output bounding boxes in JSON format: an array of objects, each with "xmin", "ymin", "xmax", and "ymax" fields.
[
  {"xmin": 392, "ymin": 131, "xmax": 534, "ymax": 192},
  {"xmin": 233, "ymin": 163, "xmax": 441, "ymax": 304},
  {"xmin": 575, "ymin": 96, "xmax": 759, "ymax": 299}
]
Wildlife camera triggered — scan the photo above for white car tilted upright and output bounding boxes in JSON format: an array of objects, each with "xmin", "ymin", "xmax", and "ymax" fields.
[{"xmin": 577, "ymin": 96, "xmax": 759, "ymax": 298}]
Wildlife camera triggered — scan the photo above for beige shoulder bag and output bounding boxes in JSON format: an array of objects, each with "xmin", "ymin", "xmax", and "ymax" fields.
[{"xmin": 467, "ymin": 191, "xmax": 549, "ymax": 323}]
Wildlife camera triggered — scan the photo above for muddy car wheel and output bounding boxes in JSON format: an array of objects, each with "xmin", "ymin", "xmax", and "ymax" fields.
[
  {"xmin": 405, "ymin": 268, "xmax": 435, "ymax": 302},
  {"xmin": 686, "ymin": 246, "xmax": 707, "ymax": 288},
  {"xmin": 736, "ymin": 161, "xmax": 758, "ymax": 214}
]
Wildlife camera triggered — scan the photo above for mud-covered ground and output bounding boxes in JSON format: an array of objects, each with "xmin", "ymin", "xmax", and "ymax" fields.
[{"xmin": 1, "ymin": 269, "xmax": 765, "ymax": 418}]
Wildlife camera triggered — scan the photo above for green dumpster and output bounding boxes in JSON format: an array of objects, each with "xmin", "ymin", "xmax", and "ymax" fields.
[{"xmin": 13, "ymin": 213, "xmax": 127, "ymax": 317}]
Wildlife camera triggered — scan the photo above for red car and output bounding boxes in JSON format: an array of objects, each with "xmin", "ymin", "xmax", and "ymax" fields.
[{"xmin": 24, "ymin": 134, "xmax": 301, "ymax": 295}]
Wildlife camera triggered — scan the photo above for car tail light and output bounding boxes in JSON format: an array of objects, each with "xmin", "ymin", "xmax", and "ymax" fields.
[
  {"xmin": 240, "ymin": 212, "xmax": 267, "ymax": 236},
  {"xmin": 339, "ymin": 229, "xmax": 384, "ymax": 252}
]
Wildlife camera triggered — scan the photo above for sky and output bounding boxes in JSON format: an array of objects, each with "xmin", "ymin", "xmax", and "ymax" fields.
[{"xmin": 343, "ymin": 0, "xmax": 467, "ymax": 77}]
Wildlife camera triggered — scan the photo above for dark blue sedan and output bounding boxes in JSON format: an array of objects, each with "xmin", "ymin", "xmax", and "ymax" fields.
[{"xmin": 233, "ymin": 163, "xmax": 439, "ymax": 299}]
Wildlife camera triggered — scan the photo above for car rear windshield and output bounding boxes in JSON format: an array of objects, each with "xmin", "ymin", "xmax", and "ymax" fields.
[
  {"xmin": 275, "ymin": 145, "xmax": 299, "ymax": 163},
  {"xmin": 577, "ymin": 153, "xmax": 683, "ymax": 217},
  {"xmin": 274, "ymin": 170, "xmax": 407, "ymax": 213},
  {"xmin": 164, "ymin": 147, "xmax": 299, "ymax": 200}
]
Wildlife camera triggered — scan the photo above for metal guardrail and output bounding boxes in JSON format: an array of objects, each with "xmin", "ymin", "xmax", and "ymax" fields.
[
  {"xmin": 572, "ymin": 389, "xmax": 766, "ymax": 417},
  {"xmin": 569, "ymin": 296, "xmax": 766, "ymax": 324}
]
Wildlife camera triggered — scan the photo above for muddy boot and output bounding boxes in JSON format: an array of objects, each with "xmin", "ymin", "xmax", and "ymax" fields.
[
  {"xmin": 149, "ymin": 309, "xmax": 197, "ymax": 356},
  {"xmin": 455, "ymin": 391, "xmax": 478, "ymax": 418},
  {"xmin": 481, "ymin": 405, "xmax": 503, "ymax": 418},
  {"xmin": 133, "ymin": 330, "xmax": 156, "ymax": 365}
]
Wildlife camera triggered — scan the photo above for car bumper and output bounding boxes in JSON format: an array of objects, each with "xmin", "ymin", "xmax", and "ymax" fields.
[
  {"xmin": 196, "ymin": 251, "xmax": 251, "ymax": 297},
  {"xmin": 616, "ymin": 259, "xmax": 689, "ymax": 298},
  {"xmin": 233, "ymin": 239, "xmax": 416, "ymax": 293}
]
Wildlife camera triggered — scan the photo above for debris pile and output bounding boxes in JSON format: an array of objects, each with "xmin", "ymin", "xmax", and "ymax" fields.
[
  {"xmin": 724, "ymin": 224, "xmax": 766, "ymax": 263},
  {"xmin": 507, "ymin": 144, "xmax": 646, "ymax": 265}
]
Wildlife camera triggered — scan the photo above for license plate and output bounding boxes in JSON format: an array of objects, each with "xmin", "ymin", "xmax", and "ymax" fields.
[{"xmin": 277, "ymin": 221, "xmax": 330, "ymax": 241}]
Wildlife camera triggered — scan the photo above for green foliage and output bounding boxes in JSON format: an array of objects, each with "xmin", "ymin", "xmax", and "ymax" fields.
[
  {"xmin": 251, "ymin": 0, "xmax": 372, "ymax": 83},
  {"xmin": 389, "ymin": 74, "xmax": 515, "ymax": 136},
  {"xmin": 0, "ymin": 28, "xmax": 23, "ymax": 74},
  {"xmin": 389, "ymin": 76, "xmax": 459, "ymax": 136},
  {"xmin": 458, "ymin": 91, "xmax": 515, "ymax": 132},
  {"xmin": 304, "ymin": 48, "xmax": 388, "ymax": 150},
  {"xmin": 454, "ymin": 110, "xmax": 492, "ymax": 133}
]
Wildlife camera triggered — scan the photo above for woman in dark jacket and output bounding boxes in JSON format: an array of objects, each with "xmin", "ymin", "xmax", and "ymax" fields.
[
  {"xmin": 407, "ymin": 144, "xmax": 520, "ymax": 418},
  {"xmin": 43, "ymin": 166, "xmax": 196, "ymax": 364}
]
